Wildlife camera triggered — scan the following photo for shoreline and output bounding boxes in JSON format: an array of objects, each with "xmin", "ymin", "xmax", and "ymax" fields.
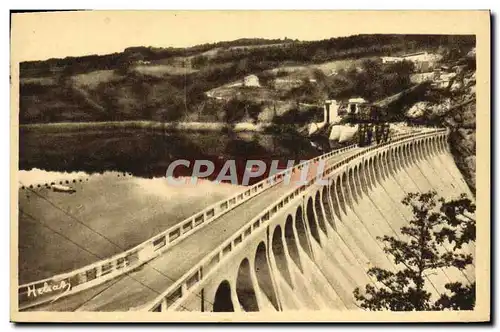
[{"xmin": 19, "ymin": 121, "xmax": 276, "ymax": 133}]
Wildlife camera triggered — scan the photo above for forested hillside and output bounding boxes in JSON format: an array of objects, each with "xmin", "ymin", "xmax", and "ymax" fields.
[{"xmin": 19, "ymin": 34, "xmax": 475, "ymax": 124}]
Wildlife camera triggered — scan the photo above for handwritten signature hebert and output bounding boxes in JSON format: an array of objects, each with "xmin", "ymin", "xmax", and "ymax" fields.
[{"xmin": 27, "ymin": 280, "xmax": 72, "ymax": 302}]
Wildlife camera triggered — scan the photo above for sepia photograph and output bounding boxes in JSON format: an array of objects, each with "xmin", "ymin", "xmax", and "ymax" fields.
[{"xmin": 10, "ymin": 10, "xmax": 490, "ymax": 323}]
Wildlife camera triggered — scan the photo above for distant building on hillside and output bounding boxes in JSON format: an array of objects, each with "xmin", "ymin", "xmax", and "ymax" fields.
[
  {"xmin": 321, "ymin": 97, "xmax": 367, "ymax": 124},
  {"xmin": 242, "ymin": 75, "xmax": 260, "ymax": 87},
  {"xmin": 323, "ymin": 100, "xmax": 341, "ymax": 124},
  {"xmin": 381, "ymin": 51, "xmax": 429, "ymax": 64},
  {"xmin": 339, "ymin": 97, "xmax": 368, "ymax": 117},
  {"xmin": 410, "ymin": 71, "xmax": 437, "ymax": 84},
  {"xmin": 273, "ymin": 78, "xmax": 302, "ymax": 90},
  {"xmin": 381, "ymin": 56, "xmax": 402, "ymax": 64},
  {"xmin": 402, "ymin": 51, "xmax": 431, "ymax": 62},
  {"xmin": 381, "ymin": 51, "xmax": 442, "ymax": 72},
  {"xmin": 433, "ymin": 71, "xmax": 457, "ymax": 89}
]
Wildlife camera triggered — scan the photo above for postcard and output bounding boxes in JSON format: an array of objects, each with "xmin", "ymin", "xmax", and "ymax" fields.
[{"xmin": 10, "ymin": 10, "xmax": 490, "ymax": 323}]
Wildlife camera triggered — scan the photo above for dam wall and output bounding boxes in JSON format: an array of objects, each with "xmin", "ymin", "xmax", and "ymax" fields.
[{"xmin": 151, "ymin": 131, "xmax": 475, "ymax": 312}]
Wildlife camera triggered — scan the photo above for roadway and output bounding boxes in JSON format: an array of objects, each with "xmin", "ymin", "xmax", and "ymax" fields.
[{"xmin": 27, "ymin": 147, "xmax": 364, "ymax": 312}]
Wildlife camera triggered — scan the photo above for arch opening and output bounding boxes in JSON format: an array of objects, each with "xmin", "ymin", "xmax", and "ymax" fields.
[
  {"xmin": 255, "ymin": 242, "xmax": 279, "ymax": 310},
  {"xmin": 295, "ymin": 207, "xmax": 312, "ymax": 258},
  {"xmin": 330, "ymin": 181, "xmax": 343, "ymax": 220},
  {"xmin": 236, "ymin": 258, "xmax": 259, "ymax": 312},
  {"xmin": 348, "ymin": 168, "xmax": 358, "ymax": 204},
  {"xmin": 442, "ymin": 136, "xmax": 448, "ymax": 152},
  {"xmin": 213, "ymin": 280, "xmax": 234, "ymax": 312},
  {"xmin": 399, "ymin": 146, "xmax": 405, "ymax": 169},
  {"xmin": 407, "ymin": 144, "xmax": 413, "ymax": 167},
  {"xmin": 387, "ymin": 149, "xmax": 394, "ymax": 176},
  {"xmin": 307, "ymin": 197, "xmax": 322, "ymax": 244},
  {"xmin": 364, "ymin": 160, "xmax": 373, "ymax": 189},
  {"xmin": 284, "ymin": 215, "xmax": 302, "ymax": 272},
  {"xmin": 430, "ymin": 138, "xmax": 436, "ymax": 156},
  {"xmin": 436, "ymin": 137, "xmax": 442, "ymax": 153},
  {"xmin": 354, "ymin": 165, "xmax": 364, "ymax": 198},
  {"xmin": 424, "ymin": 138, "xmax": 430, "ymax": 158},
  {"xmin": 395, "ymin": 147, "xmax": 402, "ymax": 171},
  {"xmin": 342, "ymin": 172, "xmax": 354, "ymax": 209},
  {"xmin": 436, "ymin": 137, "xmax": 442, "ymax": 154},
  {"xmin": 393, "ymin": 149, "xmax": 399, "ymax": 173},
  {"xmin": 420, "ymin": 139, "xmax": 426, "ymax": 158},
  {"xmin": 385, "ymin": 150, "xmax": 392, "ymax": 175},
  {"xmin": 384, "ymin": 151, "xmax": 391, "ymax": 179},
  {"xmin": 405, "ymin": 145, "xmax": 412, "ymax": 167},
  {"xmin": 398, "ymin": 146, "xmax": 405, "ymax": 169},
  {"xmin": 408, "ymin": 144, "xmax": 415, "ymax": 165},
  {"xmin": 322, "ymin": 186, "xmax": 335, "ymax": 228},
  {"xmin": 335, "ymin": 176, "xmax": 348, "ymax": 215},
  {"xmin": 359, "ymin": 163, "xmax": 370, "ymax": 195},
  {"xmin": 402, "ymin": 145, "xmax": 409, "ymax": 168},
  {"xmin": 406, "ymin": 143, "xmax": 413, "ymax": 165},
  {"xmin": 374, "ymin": 155, "xmax": 382, "ymax": 183},
  {"xmin": 381, "ymin": 153, "xmax": 388, "ymax": 179},
  {"xmin": 368, "ymin": 157, "xmax": 378, "ymax": 186},
  {"xmin": 420, "ymin": 140, "xmax": 427, "ymax": 159},
  {"xmin": 415, "ymin": 141, "xmax": 422, "ymax": 161},
  {"xmin": 411, "ymin": 143, "xmax": 417, "ymax": 163},
  {"xmin": 384, "ymin": 151, "xmax": 391, "ymax": 177},
  {"xmin": 272, "ymin": 225, "xmax": 293, "ymax": 287},
  {"xmin": 314, "ymin": 191, "xmax": 328, "ymax": 235}
]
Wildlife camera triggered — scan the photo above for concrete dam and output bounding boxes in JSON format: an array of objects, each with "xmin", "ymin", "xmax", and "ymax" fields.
[
  {"xmin": 19, "ymin": 128, "xmax": 475, "ymax": 312},
  {"xmin": 164, "ymin": 129, "xmax": 474, "ymax": 312}
]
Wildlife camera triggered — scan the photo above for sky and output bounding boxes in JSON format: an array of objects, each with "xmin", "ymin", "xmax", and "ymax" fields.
[
  {"xmin": 11, "ymin": 11, "xmax": 351, "ymax": 62},
  {"xmin": 11, "ymin": 10, "xmax": 485, "ymax": 62}
]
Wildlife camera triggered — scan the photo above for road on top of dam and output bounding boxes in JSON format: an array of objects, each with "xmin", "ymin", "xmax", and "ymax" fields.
[{"xmin": 28, "ymin": 146, "xmax": 364, "ymax": 312}]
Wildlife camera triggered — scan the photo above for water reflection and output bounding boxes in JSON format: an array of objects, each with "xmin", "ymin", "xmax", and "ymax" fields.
[{"xmin": 20, "ymin": 128, "xmax": 340, "ymax": 185}]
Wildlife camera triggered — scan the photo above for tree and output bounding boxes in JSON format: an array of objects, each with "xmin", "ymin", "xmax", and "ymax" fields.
[
  {"xmin": 223, "ymin": 98, "xmax": 247, "ymax": 124},
  {"xmin": 326, "ymin": 58, "xmax": 417, "ymax": 103},
  {"xmin": 191, "ymin": 55, "xmax": 209, "ymax": 69},
  {"xmin": 353, "ymin": 191, "xmax": 476, "ymax": 311}
]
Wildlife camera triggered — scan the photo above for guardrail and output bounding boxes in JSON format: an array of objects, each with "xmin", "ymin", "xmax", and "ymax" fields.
[
  {"xmin": 145, "ymin": 128, "xmax": 447, "ymax": 311},
  {"xmin": 19, "ymin": 138, "xmax": 367, "ymax": 310}
]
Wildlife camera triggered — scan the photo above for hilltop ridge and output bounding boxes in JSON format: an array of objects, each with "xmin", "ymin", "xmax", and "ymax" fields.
[{"xmin": 20, "ymin": 34, "xmax": 474, "ymax": 125}]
